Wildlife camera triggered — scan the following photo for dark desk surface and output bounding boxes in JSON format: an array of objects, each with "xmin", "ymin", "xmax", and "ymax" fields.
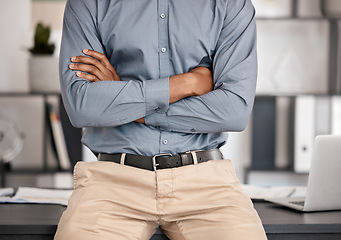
[
  {"xmin": 255, "ymin": 201, "xmax": 341, "ymax": 237},
  {"xmin": 0, "ymin": 202, "xmax": 341, "ymax": 240}
]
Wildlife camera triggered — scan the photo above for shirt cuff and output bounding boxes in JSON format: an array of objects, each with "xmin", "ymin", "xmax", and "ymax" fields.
[{"xmin": 144, "ymin": 77, "xmax": 169, "ymax": 115}]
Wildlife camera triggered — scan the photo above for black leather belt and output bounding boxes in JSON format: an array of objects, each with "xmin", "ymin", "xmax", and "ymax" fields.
[{"xmin": 98, "ymin": 149, "xmax": 223, "ymax": 171}]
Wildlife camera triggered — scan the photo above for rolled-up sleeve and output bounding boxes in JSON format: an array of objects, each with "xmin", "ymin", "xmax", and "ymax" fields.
[
  {"xmin": 145, "ymin": 0, "xmax": 257, "ymax": 133},
  {"xmin": 60, "ymin": 0, "xmax": 169, "ymax": 128}
]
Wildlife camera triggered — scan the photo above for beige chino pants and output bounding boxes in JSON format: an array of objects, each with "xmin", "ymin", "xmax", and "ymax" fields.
[{"xmin": 54, "ymin": 159, "xmax": 267, "ymax": 240}]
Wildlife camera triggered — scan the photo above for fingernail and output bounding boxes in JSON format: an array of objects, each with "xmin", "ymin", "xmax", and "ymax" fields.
[
  {"xmin": 83, "ymin": 49, "xmax": 89, "ymax": 53},
  {"xmin": 71, "ymin": 57, "xmax": 76, "ymax": 61},
  {"xmin": 69, "ymin": 64, "xmax": 74, "ymax": 69},
  {"xmin": 76, "ymin": 71, "xmax": 81, "ymax": 76}
]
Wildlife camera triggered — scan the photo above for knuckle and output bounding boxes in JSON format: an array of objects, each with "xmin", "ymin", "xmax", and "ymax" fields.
[
  {"xmin": 74, "ymin": 63, "xmax": 83, "ymax": 70},
  {"xmin": 85, "ymin": 74, "xmax": 94, "ymax": 81},
  {"xmin": 88, "ymin": 65, "xmax": 96, "ymax": 72},
  {"xmin": 90, "ymin": 58, "xmax": 97, "ymax": 65},
  {"xmin": 80, "ymin": 56, "xmax": 87, "ymax": 62}
]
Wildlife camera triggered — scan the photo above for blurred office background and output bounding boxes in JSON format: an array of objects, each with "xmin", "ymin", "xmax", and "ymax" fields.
[{"xmin": 0, "ymin": 0, "xmax": 340, "ymax": 189}]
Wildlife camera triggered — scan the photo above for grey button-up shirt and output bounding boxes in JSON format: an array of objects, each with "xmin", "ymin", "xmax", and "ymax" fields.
[{"xmin": 60, "ymin": 0, "xmax": 257, "ymax": 156}]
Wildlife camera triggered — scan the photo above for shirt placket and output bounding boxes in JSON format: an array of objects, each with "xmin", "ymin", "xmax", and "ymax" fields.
[
  {"xmin": 158, "ymin": 0, "xmax": 171, "ymax": 153},
  {"xmin": 158, "ymin": 0, "xmax": 169, "ymax": 79}
]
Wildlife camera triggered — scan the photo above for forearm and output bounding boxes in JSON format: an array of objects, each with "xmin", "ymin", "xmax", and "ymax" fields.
[
  {"xmin": 169, "ymin": 72, "xmax": 193, "ymax": 104},
  {"xmin": 145, "ymin": 88, "xmax": 254, "ymax": 133},
  {"xmin": 169, "ymin": 66, "xmax": 213, "ymax": 103},
  {"xmin": 62, "ymin": 77, "xmax": 169, "ymax": 128},
  {"xmin": 136, "ymin": 66, "xmax": 213, "ymax": 124},
  {"xmin": 137, "ymin": 73, "xmax": 193, "ymax": 124}
]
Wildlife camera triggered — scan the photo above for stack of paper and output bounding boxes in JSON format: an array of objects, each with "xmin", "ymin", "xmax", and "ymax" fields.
[
  {"xmin": 0, "ymin": 187, "xmax": 73, "ymax": 206},
  {"xmin": 0, "ymin": 187, "xmax": 14, "ymax": 202},
  {"xmin": 242, "ymin": 185, "xmax": 306, "ymax": 200}
]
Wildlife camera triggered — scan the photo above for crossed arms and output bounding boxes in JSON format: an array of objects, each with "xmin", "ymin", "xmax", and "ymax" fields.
[
  {"xmin": 68, "ymin": 49, "xmax": 214, "ymax": 124},
  {"xmin": 60, "ymin": 0, "xmax": 257, "ymax": 134}
]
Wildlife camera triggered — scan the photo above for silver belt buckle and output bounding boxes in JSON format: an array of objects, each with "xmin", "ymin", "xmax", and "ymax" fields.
[{"xmin": 152, "ymin": 153, "xmax": 172, "ymax": 171}]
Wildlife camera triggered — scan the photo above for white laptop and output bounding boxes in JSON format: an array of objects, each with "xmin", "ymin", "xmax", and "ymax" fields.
[{"xmin": 265, "ymin": 135, "xmax": 341, "ymax": 212}]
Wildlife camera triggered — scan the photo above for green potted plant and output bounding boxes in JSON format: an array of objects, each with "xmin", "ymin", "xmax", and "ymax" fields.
[
  {"xmin": 29, "ymin": 22, "xmax": 60, "ymax": 93},
  {"xmin": 29, "ymin": 22, "xmax": 55, "ymax": 55}
]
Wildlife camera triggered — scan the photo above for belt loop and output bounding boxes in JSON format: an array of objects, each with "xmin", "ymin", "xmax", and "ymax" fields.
[
  {"xmin": 120, "ymin": 153, "xmax": 126, "ymax": 165},
  {"xmin": 190, "ymin": 151, "xmax": 198, "ymax": 164}
]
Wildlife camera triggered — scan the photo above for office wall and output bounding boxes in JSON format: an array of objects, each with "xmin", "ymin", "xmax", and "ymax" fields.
[
  {"xmin": 31, "ymin": 1, "xmax": 66, "ymax": 57},
  {"xmin": 31, "ymin": 0, "xmax": 65, "ymax": 31},
  {"xmin": 0, "ymin": 0, "xmax": 30, "ymax": 93}
]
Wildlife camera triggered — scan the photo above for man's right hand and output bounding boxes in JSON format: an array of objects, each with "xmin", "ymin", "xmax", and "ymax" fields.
[
  {"xmin": 189, "ymin": 66, "xmax": 214, "ymax": 96},
  {"xmin": 169, "ymin": 66, "xmax": 213, "ymax": 104},
  {"xmin": 137, "ymin": 66, "xmax": 213, "ymax": 124},
  {"xmin": 69, "ymin": 49, "xmax": 120, "ymax": 82}
]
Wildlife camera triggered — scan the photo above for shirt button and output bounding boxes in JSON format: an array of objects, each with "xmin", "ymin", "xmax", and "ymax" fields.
[
  {"xmin": 161, "ymin": 47, "xmax": 167, "ymax": 53},
  {"xmin": 155, "ymin": 107, "xmax": 161, "ymax": 112},
  {"xmin": 160, "ymin": 13, "xmax": 166, "ymax": 19},
  {"xmin": 191, "ymin": 128, "xmax": 196, "ymax": 132},
  {"xmin": 163, "ymin": 139, "xmax": 168, "ymax": 145}
]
